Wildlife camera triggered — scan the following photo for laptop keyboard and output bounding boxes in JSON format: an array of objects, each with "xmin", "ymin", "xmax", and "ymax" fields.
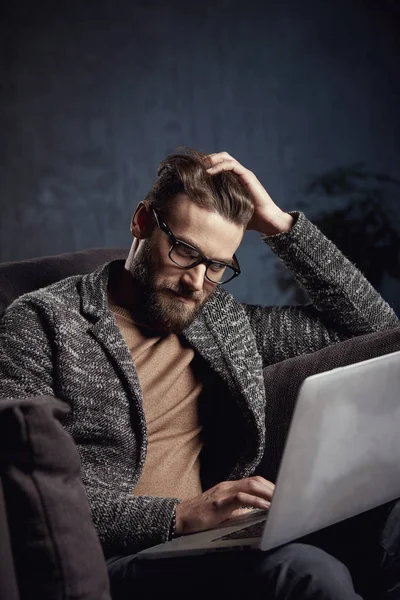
[{"xmin": 212, "ymin": 519, "xmax": 266, "ymax": 542}]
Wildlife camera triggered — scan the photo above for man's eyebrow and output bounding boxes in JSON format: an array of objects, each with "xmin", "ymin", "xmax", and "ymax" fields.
[{"xmin": 177, "ymin": 234, "xmax": 235, "ymax": 265}]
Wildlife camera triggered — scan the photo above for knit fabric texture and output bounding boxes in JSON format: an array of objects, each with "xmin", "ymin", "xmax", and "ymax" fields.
[{"xmin": 0, "ymin": 212, "xmax": 398, "ymax": 556}]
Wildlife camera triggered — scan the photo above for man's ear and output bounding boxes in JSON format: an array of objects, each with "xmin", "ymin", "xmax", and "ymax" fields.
[{"xmin": 131, "ymin": 202, "xmax": 153, "ymax": 238}]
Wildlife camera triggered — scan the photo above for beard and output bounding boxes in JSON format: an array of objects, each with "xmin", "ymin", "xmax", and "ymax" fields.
[{"xmin": 129, "ymin": 238, "xmax": 212, "ymax": 334}]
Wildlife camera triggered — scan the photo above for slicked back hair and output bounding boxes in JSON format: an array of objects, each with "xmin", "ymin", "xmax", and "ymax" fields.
[{"xmin": 144, "ymin": 148, "xmax": 254, "ymax": 227}]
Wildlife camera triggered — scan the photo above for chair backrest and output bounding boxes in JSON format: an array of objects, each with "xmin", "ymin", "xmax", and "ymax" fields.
[{"xmin": 0, "ymin": 248, "xmax": 128, "ymax": 318}]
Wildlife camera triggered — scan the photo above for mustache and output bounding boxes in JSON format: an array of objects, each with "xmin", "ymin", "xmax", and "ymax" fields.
[{"xmin": 162, "ymin": 283, "xmax": 203, "ymax": 301}]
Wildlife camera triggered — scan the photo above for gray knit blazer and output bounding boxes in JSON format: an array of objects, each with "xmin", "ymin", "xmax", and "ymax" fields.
[{"xmin": 0, "ymin": 213, "xmax": 398, "ymax": 556}]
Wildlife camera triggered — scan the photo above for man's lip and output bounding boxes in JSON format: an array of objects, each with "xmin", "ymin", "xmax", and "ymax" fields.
[{"xmin": 170, "ymin": 290, "xmax": 196, "ymax": 303}]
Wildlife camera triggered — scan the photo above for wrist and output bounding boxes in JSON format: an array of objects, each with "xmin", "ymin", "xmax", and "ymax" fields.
[
  {"xmin": 257, "ymin": 211, "xmax": 294, "ymax": 236},
  {"xmin": 175, "ymin": 504, "xmax": 184, "ymax": 536}
]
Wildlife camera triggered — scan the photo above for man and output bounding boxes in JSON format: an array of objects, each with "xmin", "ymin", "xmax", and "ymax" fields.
[{"xmin": 1, "ymin": 149, "xmax": 399, "ymax": 599}]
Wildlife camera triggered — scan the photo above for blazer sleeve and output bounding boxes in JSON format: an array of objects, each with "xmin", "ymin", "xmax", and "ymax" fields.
[
  {"xmin": 85, "ymin": 485, "xmax": 180, "ymax": 557},
  {"xmin": 243, "ymin": 212, "xmax": 400, "ymax": 366},
  {"xmin": 0, "ymin": 298, "xmax": 56, "ymax": 399}
]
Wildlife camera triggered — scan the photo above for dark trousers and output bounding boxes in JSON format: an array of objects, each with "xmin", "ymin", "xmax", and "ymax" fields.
[{"xmin": 107, "ymin": 499, "xmax": 400, "ymax": 600}]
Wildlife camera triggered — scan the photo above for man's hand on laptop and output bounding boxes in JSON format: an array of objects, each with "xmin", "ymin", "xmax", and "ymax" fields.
[{"xmin": 175, "ymin": 476, "xmax": 275, "ymax": 536}]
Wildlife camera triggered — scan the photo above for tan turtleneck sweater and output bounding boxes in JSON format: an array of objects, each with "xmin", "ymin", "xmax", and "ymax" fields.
[{"xmin": 109, "ymin": 303, "xmax": 203, "ymax": 500}]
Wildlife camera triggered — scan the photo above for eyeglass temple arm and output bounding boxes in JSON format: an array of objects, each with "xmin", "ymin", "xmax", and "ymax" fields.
[{"xmin": 152, "ymin": 208, "xmax": 174, "ymax": 238}]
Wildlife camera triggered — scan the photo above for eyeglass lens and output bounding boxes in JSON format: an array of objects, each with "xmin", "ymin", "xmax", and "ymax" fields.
[{"xmin": 169, "ymin": 245, "xmax": 235, "ymax": 283}]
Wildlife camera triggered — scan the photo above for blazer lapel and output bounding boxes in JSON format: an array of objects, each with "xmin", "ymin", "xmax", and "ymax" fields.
[
  {"xmin": 183, "ymin": 287, "xmax": 266, "ymax": 476},
  {"xmin": 79, "ymin": 262, "xmax": 148, "ymax": 464}
]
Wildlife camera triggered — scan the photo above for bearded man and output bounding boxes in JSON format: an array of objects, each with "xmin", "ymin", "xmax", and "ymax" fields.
[{"xmin": 1, "ymin": 149, "xmax": 399, "ymax": 600}]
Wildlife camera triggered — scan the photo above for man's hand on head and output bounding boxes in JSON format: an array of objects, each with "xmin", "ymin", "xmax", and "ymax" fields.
[
  {"xmin": 207, "ymin": 152, "xmax": 293, "ymax": 236},
  {"xmin": 174, "ymin": 476, "xmax": 275, "ymax": 536}
]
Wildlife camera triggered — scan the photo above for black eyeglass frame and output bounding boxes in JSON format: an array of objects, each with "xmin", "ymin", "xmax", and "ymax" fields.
[{"xmin": 151, "ymin": 207, "xmax": 241, "ymax": 285}]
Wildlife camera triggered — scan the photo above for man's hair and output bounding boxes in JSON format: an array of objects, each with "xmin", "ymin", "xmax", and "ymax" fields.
[{"xmin": 144, "ymin": 147, "xmax": 254, "ymax": 227}]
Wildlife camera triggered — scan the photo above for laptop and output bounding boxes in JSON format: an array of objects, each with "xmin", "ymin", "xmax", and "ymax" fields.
[{"xmin": 137, "ymin": 350, "xmax": 400, "ymax": 559}]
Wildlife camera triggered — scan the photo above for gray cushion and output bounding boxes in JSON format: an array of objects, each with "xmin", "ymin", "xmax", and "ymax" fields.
[
  {"xmin": 0, "ymin": 478, "xmax": 19, "ymax": 600},
  {"xmin": 0, "ymin": 396, "xmax": 111, "ymax": 600}
]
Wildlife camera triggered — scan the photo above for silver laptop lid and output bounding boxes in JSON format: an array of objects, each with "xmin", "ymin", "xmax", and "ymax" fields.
[{"xmin": 261, "ymin": 350, "xmax": 400, "ymax": 551}]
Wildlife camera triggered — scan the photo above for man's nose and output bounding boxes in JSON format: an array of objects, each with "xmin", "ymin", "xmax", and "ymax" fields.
[{"xmin": 181, "ymin": 263, "xmax": 207, "ymax": 291}]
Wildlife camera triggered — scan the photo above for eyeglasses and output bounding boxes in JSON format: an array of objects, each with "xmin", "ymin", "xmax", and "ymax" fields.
[{"xmin": 152, "ymin": 208, "xmax": 241, "ymax": 285}]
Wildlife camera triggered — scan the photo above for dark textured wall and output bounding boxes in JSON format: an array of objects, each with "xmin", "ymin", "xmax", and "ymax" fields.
[{"xmin": 1, "ymin": 0, "xmax": 400, "ymax": 307}]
